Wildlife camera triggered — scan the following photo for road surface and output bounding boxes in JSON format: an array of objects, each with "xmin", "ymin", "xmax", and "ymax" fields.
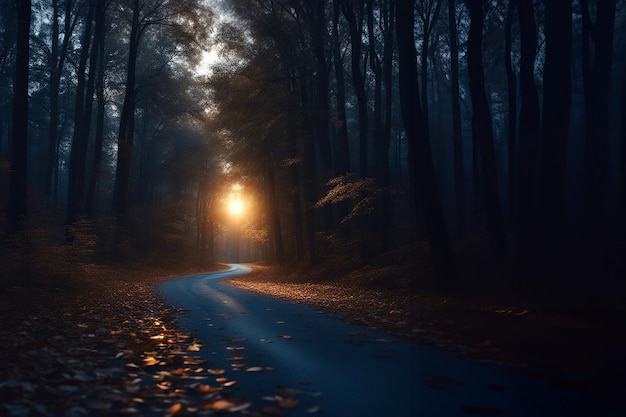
[{"xmin": 160, "ymin": 265, "xmax": 616, "ymax": 417}]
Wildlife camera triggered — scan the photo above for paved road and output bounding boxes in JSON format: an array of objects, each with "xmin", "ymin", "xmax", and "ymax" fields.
[{"xmin": 160, "ymin": 265, "xmax": 616, "ymax": 417}]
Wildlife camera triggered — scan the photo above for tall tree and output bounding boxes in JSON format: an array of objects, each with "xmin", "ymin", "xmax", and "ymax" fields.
[
  {"xmin": 396, "ymin": 0, "xmax": 455, "ymax": 282},
  {"xmin": 341, "ymin": 0, "xmax": 368, "ymax": 177},
  {"xmin": 45, "ymin": 0, "xmax": 77, "ymax": 202},
  {"xmin": 332, "ymin": 0, "xmax": 350, "ymax": 176},
  {"xmin": 465, "ymin": 0, "xmax": 506, "ymax": 259},
  {"xmin": 539, "ymin": 0, "xmax": 572, "ymax": 264},
  {"xmin": 504, "ymin": 0, "xmax": 516, "ymax": 222},
  {"xmin": 580, "ymin": 0, "xmax": 617, "ymax": 250},
  {"xmin": 416, "ymin": 0, "xmax": 443, "ymax": 136},
  {"xmin": 112, "ymin": 0, "xmax": 141, "ymax": 227},
  {"xmin": 66, "ymin": 0, "xmax": 96, "ymax": 229},
  {"xmin": 85, "ymin": 0, "xmax": 107, "ymax": 217},
  {"xmin": 514, "ymin": 0, "xmax": 541, "ymax": 263},
  {"xmin": 6, "ymin": 0, "xmax": 31, "ymax": 235},
  {"xmin": 448, "ymin": 0, "xmax": 465, "ymax": 233}
]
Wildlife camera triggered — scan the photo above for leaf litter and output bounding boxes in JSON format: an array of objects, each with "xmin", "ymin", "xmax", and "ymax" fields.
[{"xmin": 0, "ymin": 269, "xmax": 316, "ymax": 417}]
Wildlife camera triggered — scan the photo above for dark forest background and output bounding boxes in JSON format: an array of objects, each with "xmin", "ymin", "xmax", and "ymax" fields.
[{"xmin": 1, "ymin": 0, "xmax": 626, "ymax": 306}]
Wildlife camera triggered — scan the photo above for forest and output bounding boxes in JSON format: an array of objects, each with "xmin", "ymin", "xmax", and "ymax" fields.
[{"xmin": 1, "ymin": 0, "xmax": 626, "ymax": 307}]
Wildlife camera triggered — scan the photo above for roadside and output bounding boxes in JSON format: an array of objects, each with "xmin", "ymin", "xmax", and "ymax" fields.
[
  {"xmin": 0, "ymin": 263, "xmax": 252, "ymax": 416},
  {"xmin": 227, "ymin": 263, "xmax": 626, "ymax": 395}
]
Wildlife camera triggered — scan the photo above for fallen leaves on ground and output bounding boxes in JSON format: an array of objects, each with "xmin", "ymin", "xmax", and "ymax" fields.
[{"xmin": 0, "ymin": 268, "xmax": 260, "ymax": 417}]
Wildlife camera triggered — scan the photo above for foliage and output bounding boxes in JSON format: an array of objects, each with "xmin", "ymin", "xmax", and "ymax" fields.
[{"xmin": 316, "ymin": 174, "xmax": 377, "ymax": 224}]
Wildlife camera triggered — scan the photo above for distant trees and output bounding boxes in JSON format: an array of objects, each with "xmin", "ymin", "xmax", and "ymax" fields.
[
  {"xmin": 1, "ymin": 0, "xmax": 216, "ymax": 277},
  {"xmin": 207, "ymin": 0, "xmax": 626, "ymax": 291},
  {"xmin": 2, "ymin": 0, "xmax": 626, "ymax": 293}
]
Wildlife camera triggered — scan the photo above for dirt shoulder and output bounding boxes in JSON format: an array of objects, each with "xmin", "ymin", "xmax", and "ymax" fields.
[{"xmin": 228, "ymin": 263, "xmax": 626, "ymax": 392}]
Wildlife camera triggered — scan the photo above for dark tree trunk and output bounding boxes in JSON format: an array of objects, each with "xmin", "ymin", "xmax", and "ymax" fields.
[
  {"xmin": 85, "ymin": 0, "xmax": 106, "ymax": 217},
  {"xmin": 514, "ymin": 0, "xmax": 541, "ymax": 265},
  {"xmin": 581, "ymin": 0, "xmax": 617, "ymax": 249},
  {"xmin": 448, "ymin": 0, "xmax": 465, "ymax": 233},
  {"xmin": 265, "ymin": 162, "xmax": 285, "ymax": 263},
  {"xmin": 6, "ymin": 0, "xmax": 31, "ymax": 236},
  {"xmin": 332, "ymin": 0, "xmax": 350, "ymax": 176},
  {"xmin": 309, "ymin": 2, "xmax": 333, "ymax": 231},
  {"xmin": 46, "ymin": 0, "xmax": 75, "ymax": 200},
  {"xmin": 465, "ymin": 0, "xmax": 506, "ymax": 259},
  {"xmin": 381, "ymin": 0, "xmax": 394, "ymax": 243},
  {"xmin": 417, "ymin": 0, "xmax": 443, "ymax": 138},
  {"xmin": 300, "ymin": 78, "xmax": 317, "ymax": 265},
  {"xmin": 342, "ymin": 0, "xmax": 368, "ymax": 178},
  {"xmin": 112, "ymin": 0, "xmax": 141, "ymax": 228},
  {"xmin": 66, "ymin": 0, "xmax": 95, "ymax": 229},
  {"xmin": 504, "ymin": 0, "xmax": 516, "ymax": 222},
  {"xmin": 539, "ymin": 0, "xmax": 572, "ymax": 267},
  {"xmin": 396, "ymin": 0, "xmax": 455, "ymax": 282}
]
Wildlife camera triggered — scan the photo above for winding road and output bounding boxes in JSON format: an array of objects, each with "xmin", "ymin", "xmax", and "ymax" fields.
[{"xmin": 160, "ymin": 265, "xmax": 615, "ymax": 417}]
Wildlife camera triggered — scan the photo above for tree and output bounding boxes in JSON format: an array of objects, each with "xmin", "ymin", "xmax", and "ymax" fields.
[
  {"xmin": 112, "ymin": 0, "xmax": 210, "ymax": 228},
  {"xmin": 6, "ymin": 0, "xmax": 31, "ymax": 236},
  {"xmin": 465, "ymin": 0, "xmax": 505, "ymax": 259},
  {"xmin": 539, "ymin": 0, "xmax": 572, "ymax": 267},
  {"xmin": 66, "ymin": 0, "xmax": 96, "ymax": 229},
  {"xmin": 514, "ymin": 0, "xmax": 541, "ymax": 264},
  {"xmin": 580, "ymin": 0, "xmax": 617, "ymax": 254},
  {"xmin": 396, "ymin": 0, "xmax": 455, "ymax": 282},
  {"xmin": 416, "ymin": 0, "xmax": 443, "ymax": 136},
  {"xmin": 448, "ymin": 0, "xmax": 465, "ymax": 233},
  {"xmin": 341, "ymin": 0, "xmax": 369, "ymax": 177},
  {"xmin": 112, "ymin": 0, "xmax": 141, "ymax": 228},
  {"xmin": 504, "ymin": 0, "xmax": 516, "ymax": 222}
]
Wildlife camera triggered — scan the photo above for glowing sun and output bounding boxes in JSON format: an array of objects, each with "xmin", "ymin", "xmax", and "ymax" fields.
[{"xmin": 229, "ymin": 199, "xmax": 243, "ymax": 216}]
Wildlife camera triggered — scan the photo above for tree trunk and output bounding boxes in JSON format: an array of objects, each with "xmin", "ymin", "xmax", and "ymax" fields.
[
  {"xmin": 448, "ymin": 0, "xmax": 465, "ymax": 233},
  {"xmin": 112, "ymin": 0, "xmax": 141, "ymax": 228},
  {"xmin": 46, "ymin": 0, "xmax": 75, "ymax": 200},
  {"xmin": 342, "ymin": 0, "xmax": 368, "ymax": 178},
  {"xmin": 85, "ymin": 0, "xmax": 106, "ymax": 217},
  {"xmin": 539, "ymin": 0, "xmax": 572, "ymax": 269},
  {"xmin": 504, "ymin": 0, "xmax": 516, "ymax": 223},
  {"xmin": 6, "ymin": 0, "xmax": 31, "ymax": 236},
  {"xmin": 396, "ymin": 0, "xmax": 455, "ymax": 282},
  {"xmin": 66, "ymin": 0, "xmax": 95, "ymax": 229},
  {"xmin": 265, "ymin": 162, "xmax": 285, "ymax": 263},
  {"xmin": 417, "ymin": 0, "xmax": 443, "ymax": 138},
  {"xmin": 310, "ymin": 2, "xmax": 333, "ymax": 231},
  {"xmin": 332, "ymin": 0, "xmax": 350, "ymax": 176},
  {"xmin": 581, "ymin": 0, "xmax": 617, "ymax": 251},
  {"xmin": 465, "ymin": 0, "xmax": 506, "ymax": 259},
  {"xmin": 514, "ymin": 0, "xmax": 541, "ymax": 265}
]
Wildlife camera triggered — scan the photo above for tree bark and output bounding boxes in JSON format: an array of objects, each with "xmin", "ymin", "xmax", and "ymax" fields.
[
  {"xmin": 396, "ymin": 0, "xmax": 455, "ymax": 282},
  {"xmin": 46, "ymin": 0, "xmax": 75, "ymax": 200},
  {"xmin": 514, "ymin": 0, "xmax": 541, "ymax": 264},
  {"xmin": 6, "ymin": 0, "xmax": 31, "ymax": 236},
  {"xmin": 265, "ymin": 162, "xmax": 285, "ymax": 263},
  {"xmin": 539, "ymin": 0, "xmax": 572, "ymax": 267},
  {"xmin": 581, "ymin": 0, "xmax": 617, "ymax": 248},
  {"xmin": 448, "ymin": 0, "xmax": 465, "ymax": 233},
  {"xmin": 504, "ymin": 0, "xmax": 516, "ymax": 222},
  {"xmin": 332, "ymin": 0, "xmax": 350, "ymax": 176},
  {"xmin": 465, "ymin": 0, "xmax": 506, "ymax": 259},
  {"xmin": 66, "ymin": 0, "xmax": 95, "ymax": 229},
  {"xmin": 85, "ymin": 0, "xmax": 107, "ymax": 217},
  {"xmin": 342, "ymin": 0, "xmax": 368, "ymax": 178},
  {"xmin": 112, "ymin": 0, "xmax": 141, "ymax": 228}
]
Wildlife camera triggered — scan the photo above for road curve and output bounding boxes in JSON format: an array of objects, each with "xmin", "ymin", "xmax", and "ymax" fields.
[{"xmin": 160, "ymin": 265, "xmax": 611, "ymax": 417}]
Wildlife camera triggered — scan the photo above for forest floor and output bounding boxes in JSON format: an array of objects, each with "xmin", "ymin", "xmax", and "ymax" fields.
[
  {"xmin": 1, "ymin": 259, "xmax": 625, "ymax": 416},
  {"xmin": 0, "ymin": 262, "xmax": 257, "ymax": 416},
  {"xmin": 228, "ymin": 262, "xmax": 626, "ymax": 397}
]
